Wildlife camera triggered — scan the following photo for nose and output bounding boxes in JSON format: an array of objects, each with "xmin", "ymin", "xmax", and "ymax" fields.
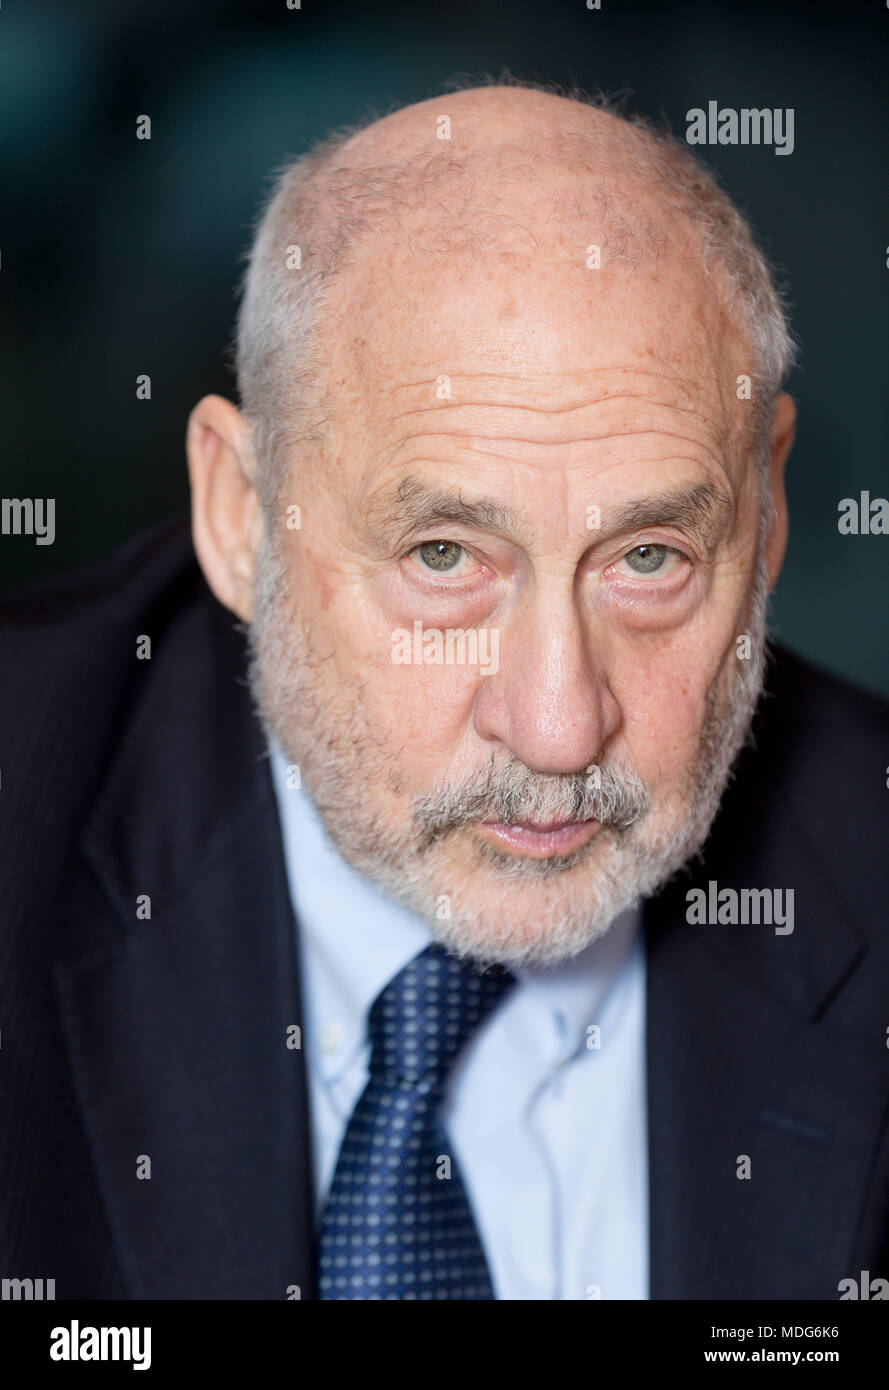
[{"xmin": 472, "ymin": 598, "xmax": 620, "ymax": 774}]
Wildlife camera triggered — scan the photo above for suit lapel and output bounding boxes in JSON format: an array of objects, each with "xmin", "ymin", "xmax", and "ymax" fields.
[
  {"xmin": 645, "ymin": 671, "xmax": 888, "ymax": 1299},
  {"xmin": 52, "ymin": 578, "xmax": 316, "ymax": 1299}
]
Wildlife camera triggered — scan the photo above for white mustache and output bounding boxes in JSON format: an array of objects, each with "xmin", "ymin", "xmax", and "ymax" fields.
[{"xmin": 414, "ymin": 760, "xmax": 650, "ymax": 846}]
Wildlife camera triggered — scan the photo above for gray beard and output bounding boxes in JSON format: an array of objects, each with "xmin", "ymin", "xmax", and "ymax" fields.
[{"xmin": 246, "ymin": 525, "xmax": 770, "ymax": 966}]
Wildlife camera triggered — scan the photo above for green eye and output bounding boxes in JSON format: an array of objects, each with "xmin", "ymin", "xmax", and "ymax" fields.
[
  {"xmin": 417, "ymin": 540, "xmax": 464, "ymax": 572},
  {"xmin": 623, "ymin": 544, "xmax": 667, "ymax": 574}
]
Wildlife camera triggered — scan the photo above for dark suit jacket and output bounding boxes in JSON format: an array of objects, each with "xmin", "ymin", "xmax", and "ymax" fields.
[{"xmin": 2, "ymin": 517, "xmax": 888, "ymax": 1300}]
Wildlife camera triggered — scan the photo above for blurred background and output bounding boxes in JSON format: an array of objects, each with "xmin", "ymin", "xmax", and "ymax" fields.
[{"xmin": 1, "ymin": 0, "xmax": 887, "ymax": 693}]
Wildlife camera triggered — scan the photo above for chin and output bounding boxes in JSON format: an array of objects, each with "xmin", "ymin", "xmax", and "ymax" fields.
[{"xmin": 357, "ymin": 827, "xmax": 658, "ymax": 968}]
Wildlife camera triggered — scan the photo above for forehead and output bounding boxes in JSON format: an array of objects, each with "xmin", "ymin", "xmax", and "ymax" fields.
[{"xmin": 314, "ymin": 178, "xmax": 752, "ymax": 487}]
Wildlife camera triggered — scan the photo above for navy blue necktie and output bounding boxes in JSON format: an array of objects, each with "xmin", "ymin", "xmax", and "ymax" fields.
[{"xmin": 317, "ymin": 941, "xmax": 516, "ymax": 1300}]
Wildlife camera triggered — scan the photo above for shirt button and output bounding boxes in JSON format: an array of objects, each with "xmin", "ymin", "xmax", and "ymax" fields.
[{"xmin": 320, "ymin": 1022, "xmax": 341, "ymax": 1055}]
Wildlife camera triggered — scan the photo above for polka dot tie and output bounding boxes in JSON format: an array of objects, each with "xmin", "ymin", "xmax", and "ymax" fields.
[{"xmin": 317, "ymin": 941, "xmax": 517, "ymax": 1300}]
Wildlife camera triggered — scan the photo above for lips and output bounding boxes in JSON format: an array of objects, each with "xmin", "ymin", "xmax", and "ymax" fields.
[
  {"xmin": 493, "ymin": 818, "xmax": 576, "ymax": 832},
  {"xmin": 477, "ymin": 817, "xmax": 600, "ymax": 858}
]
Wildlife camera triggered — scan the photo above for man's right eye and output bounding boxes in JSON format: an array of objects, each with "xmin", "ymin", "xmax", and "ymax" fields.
[{"xmin": 412, "ymin": 540, "xmax": 467, "ymax": 573}]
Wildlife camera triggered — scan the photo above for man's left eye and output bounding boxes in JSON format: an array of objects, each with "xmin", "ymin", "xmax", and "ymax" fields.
[
  {"xmin": 412, "ymin": 540, "xmax": 469, "ymax": 574},
  {"xmin": 617, "ymin": 543, "xmax": 681, "ymax": 578}
]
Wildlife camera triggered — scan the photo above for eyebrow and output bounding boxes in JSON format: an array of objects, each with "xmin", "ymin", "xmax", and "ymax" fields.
[
  {"xmin": 365, "ymin": 477, "xmax": 531, "ymax": 549},
  {"xmin": 608, "ymin": 482, "xmax": 735, "ymax": 550},
  {"xmin": 364, "ymin": 476, "xmax": 734, "ymax": 551}
]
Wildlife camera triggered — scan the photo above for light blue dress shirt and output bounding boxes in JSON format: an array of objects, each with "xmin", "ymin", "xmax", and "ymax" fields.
[{"xmin": 269, "ymin": 740, "xmax": 649, "ymax": 1300}]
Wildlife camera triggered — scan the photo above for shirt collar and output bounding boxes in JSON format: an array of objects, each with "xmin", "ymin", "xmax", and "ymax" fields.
[
  {"xmin": 269, "ymin": 739, "xmax": 640, "ymax": 1083},
  {"xmin": 514, "ymin": 908, "xmax": 640, "ymax": 1065}
]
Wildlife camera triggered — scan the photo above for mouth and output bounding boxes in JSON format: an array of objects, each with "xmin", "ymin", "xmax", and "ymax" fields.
[{"xmin": 476, "ymin": 817, "xmax": 600, "ymax": 858}]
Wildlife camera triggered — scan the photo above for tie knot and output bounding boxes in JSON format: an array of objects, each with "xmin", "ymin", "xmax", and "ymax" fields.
[{"xmin": 367, "ymin": 942, "xmax": 516, "ymax": 1085}]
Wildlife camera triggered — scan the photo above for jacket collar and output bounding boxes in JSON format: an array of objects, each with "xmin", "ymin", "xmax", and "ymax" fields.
[
  {"xmin": 645, "ymin": 652, "xmax": 884, "ymax": 1298},
  {"xmin": 53, "ymin": 569, "xmax": 316, "ymax": 1298}
]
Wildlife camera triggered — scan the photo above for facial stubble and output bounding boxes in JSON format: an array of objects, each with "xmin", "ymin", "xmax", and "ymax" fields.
[{"xmin": 247, "ymin": 524, "xmax": 769, "ymax": 966}]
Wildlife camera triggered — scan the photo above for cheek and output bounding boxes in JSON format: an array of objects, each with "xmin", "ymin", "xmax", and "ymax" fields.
[
  {"xmin": 609, "ymin": 634, "xmax": 727, "ymax": 781},
  {"xmin": 311, "ymin": 563, "xmax": 337, "ymax": 612},
  {"xmin": 317, "ymin": 590, "xmax": 482, "ymax": 777}
]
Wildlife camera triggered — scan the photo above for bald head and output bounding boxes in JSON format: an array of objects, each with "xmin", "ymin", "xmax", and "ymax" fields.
[
  {"xmin": 235, "ymin": 80, "xmax": 793, "ymax": 503},
  {"xmin": 311, "ymin": 86, "xmax": 676, "ymax": 280}
]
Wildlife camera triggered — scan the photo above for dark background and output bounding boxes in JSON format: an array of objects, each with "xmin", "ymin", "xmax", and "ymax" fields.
[{"xmin": 2, "ymin": 0, "xmax": 887, "ymax": 693}]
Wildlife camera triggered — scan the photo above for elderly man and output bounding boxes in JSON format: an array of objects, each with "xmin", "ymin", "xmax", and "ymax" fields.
[{"xmin": 2, "ymin": 83, "xmax": 888, "ymax": 1302}]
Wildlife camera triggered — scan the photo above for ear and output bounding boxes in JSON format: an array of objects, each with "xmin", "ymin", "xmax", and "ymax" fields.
[
  {"xmin": 186, "ymin": 395, "xmax": 262, "ymax": 621},
  {"xmin": 763, "ymin": 392, "xmax": 795, "ymax": 592}
]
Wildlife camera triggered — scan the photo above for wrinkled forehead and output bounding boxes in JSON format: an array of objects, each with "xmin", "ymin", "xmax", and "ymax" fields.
[{"xmin": 319, "ymin": 204, "xmax": 750, "ymax": 475}]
